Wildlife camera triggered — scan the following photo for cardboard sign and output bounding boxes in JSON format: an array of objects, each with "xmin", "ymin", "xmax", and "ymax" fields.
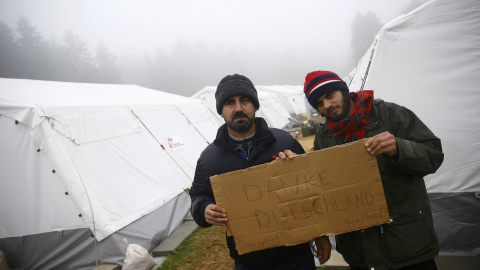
[{"xmin": 211, "ymin": 139, "xmax": 390, "ymax": 255}]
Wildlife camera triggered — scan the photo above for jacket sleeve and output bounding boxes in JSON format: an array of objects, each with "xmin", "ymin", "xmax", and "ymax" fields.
[
  {"xmin": 189, "ymin": 158, "xmax": 215, "ymax": 228},
  {"xmin": 293, "ymin": 137, "xmax": 306, "ymax": 155},
  {"xmin": 385, "ymin": 103, "xmax": 444, "ymax": 177},
  {"xmin": 313, "ymin": 132, "xmax": 321, "ymax": 151}
]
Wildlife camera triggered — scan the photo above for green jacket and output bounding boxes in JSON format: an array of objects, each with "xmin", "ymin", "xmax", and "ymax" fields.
[{"xmin": 313, "ymin": 99, "xmax": 444, "ymax": 269}]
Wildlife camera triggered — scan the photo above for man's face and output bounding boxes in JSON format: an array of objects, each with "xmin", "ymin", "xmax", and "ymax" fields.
[
  {"xmin": 315, "ymin": 90, "xmax": 351, "ymax": 122},
  {"xmin": 221, "ymin": 95, "xmax": 256, "ymax": 134}
]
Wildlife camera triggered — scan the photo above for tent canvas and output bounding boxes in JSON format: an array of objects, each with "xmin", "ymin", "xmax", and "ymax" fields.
[
  {"xmin": 0, "ymin": 78, "xmax": 222, "ymax": 269},
  {"xmin": 255, "ymin": 85, "xmax": 307, "ymax": 116},
  {"xmin": 192, "ymin": 86, "xmax": 307, "ymax": 130},
  {"xmin": 345, "ymin": 0, "xmax": 480, "ymax": 256}
]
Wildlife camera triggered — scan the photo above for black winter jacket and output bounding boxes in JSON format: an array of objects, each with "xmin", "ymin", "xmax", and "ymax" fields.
[{"xmin": 190, "ymin": 117, "xmax": 311, "ymax": 265}]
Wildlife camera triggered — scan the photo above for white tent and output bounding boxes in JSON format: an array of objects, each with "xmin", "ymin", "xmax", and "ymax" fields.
[
  {"xmin": 192, "ymin": 86, "xmax": 307, "ymax": 130},
  {"xmin": 255, "ymin": 85, "xmax": 307, "ymax": 116},
  {"xmin": 345, "ymin": 0, "xmax": 480, "ymax": 256},
  {"xmin": 0, "ymin": 78, "xmax": 222, "ymax": 269}
]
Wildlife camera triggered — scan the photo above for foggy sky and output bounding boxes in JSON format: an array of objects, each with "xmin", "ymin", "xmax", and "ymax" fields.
[{"xmin": 1, "ymin": 0, "xmax": 417, "ymax": 95}]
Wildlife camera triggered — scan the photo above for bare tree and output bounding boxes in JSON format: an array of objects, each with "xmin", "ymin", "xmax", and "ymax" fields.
[
  {"xmin": 0, "ymin": 21, "xmax": 19, "ymax": 78},
  {"xmin": 62, "ymin": 30, "xmax": 96, "ymax": 82},
  {"xmin": 95, "ymin": 43, "xmax": 121, "ymax": 83},
  {"xmin": 15, "ymin": 16, "xmax": 51, "ymax": 79}
]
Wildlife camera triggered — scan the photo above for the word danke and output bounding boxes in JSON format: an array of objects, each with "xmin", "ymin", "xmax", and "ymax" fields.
[{"xmin": 242, "ymin": 171, "xmax": 330, "ymax": 202}]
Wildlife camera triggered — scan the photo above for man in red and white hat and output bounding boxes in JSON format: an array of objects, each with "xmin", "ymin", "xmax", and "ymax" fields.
[{"xmin": 280, "ymin": 70, "xmax": 444, "ymax": 270}]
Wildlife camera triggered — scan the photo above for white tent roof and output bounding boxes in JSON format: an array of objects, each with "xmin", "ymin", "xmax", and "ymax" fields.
[
  {"xmin": 191, "ymin": 86, "xmax": 224, "ymax": 123},
  {"xmin": 192, "ymin": 85, "xmax": 307, "ymax": 130},
  {"xmin": 255, "ymin": 85, "xmax": 307, "ymax": 116},
  {"xmin": 0, "ymin": 79, "xmax": 221, "ymax": 241},
  {"xmin": 345, "ymin": 0, "xmax": 480, "ymax": 256},
  {"xmin": 345, "ymin": 0, "xmax": 480, "ymax": 194}
]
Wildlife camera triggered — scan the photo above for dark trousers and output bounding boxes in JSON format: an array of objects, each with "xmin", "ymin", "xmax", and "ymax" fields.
[
  {"xmin": 234, "ymin": 250, "xmax": 315, "ymax": 270},
  {"xmin": 350, "ymin": 258, "xmax": 438, "ymax": 270}
]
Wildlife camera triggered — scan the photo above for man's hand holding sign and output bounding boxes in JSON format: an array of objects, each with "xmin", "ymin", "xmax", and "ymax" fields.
[{"xmin": 211, "ymin": 139, "xmax": 390, "ymax": 256}]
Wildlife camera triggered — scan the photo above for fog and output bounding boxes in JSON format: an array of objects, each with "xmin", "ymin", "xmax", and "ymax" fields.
[{"xmin": 0, "ymin": 0, "xmax": 425, "ymax": 96}]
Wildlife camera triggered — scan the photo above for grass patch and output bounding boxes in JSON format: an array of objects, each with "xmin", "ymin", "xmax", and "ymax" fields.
[
  {"xmin": 156, "ymin": 225, "xmax": 233, "ymax": 270},
  {"xmin": 155, "ymin": 221, "xmax": 328, "ymax": 269}
]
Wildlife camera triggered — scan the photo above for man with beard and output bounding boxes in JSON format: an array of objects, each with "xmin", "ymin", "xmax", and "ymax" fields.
[
  {"xmin": 279, "ymin": 70, "xmax": 444, "ymax": 270},
  {"xmin": 189, "ymin": 74, "xmax": 331, "ymax": 269}
]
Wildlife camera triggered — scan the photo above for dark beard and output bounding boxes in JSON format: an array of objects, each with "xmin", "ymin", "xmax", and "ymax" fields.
[
  {"xmin": 326, "ymin": 91, "xmax": 352, "ymax": 122},
  {"xmin": 226, "ymin": 112, "xmax": 255, "ymax": 133}
]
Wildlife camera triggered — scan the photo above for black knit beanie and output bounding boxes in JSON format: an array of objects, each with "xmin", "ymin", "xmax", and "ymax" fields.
[{"xmin": 215, "ymin": 74, "xmax": 260, "ymax": 115}]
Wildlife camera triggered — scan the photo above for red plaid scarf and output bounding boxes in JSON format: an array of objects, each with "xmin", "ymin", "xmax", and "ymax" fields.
[{"xmin": 327, "ymin": 90, "xmax": 374, "ymax": 142}]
